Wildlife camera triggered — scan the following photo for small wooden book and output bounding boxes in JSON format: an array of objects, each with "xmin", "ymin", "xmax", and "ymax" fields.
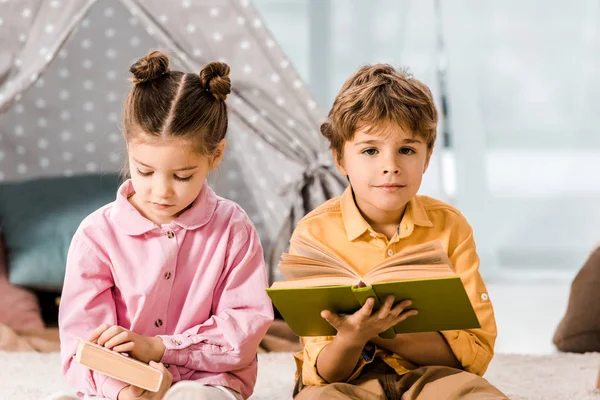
[{"xmin": 75, "ymin": 339, "xmax": 163, "ymax": 392}]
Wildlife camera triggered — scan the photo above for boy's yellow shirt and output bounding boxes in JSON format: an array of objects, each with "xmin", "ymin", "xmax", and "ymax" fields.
[{"xmin": 288, "ymin": 186, "xmax": 497, "ymax": 386}]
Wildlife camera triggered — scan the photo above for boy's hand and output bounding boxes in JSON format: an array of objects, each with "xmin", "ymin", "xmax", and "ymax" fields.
[
  {"xmin": 321, "ymin": 296, "xmax": 418, "ymax": 344},
  {"xmin": 89, "ymin": 324, "xmax": 166, "ymax": 364},
  {"xmin": 117, "ymin": 361, "xmax": 173, "ymax": 399}
]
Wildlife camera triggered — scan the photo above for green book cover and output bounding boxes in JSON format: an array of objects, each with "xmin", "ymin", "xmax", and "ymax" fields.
[{"xmin": 266, "ymin": 275, "xmax": 480, "ymax": 338}]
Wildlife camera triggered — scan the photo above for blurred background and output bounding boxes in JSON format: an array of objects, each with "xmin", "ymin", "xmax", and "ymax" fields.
[{"xmin": 2, "ymin": 0, "xmax": 599, "ymax": 356}]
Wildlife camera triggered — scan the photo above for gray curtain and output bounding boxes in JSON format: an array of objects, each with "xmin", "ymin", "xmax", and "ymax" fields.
[{"xmin": 0, "ymin": 0, "xmax": 345, "ymax": 282}]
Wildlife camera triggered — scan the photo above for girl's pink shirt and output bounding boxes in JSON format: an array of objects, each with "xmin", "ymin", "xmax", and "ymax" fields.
[{"xmin": 59, "ymin": 180, "xmax": 273, "ymax": 399}]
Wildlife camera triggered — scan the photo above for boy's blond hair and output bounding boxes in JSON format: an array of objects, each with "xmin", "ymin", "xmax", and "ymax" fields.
[{"xmin": 320, "ymin": 64, "xmax": 438, "ymax": 161}]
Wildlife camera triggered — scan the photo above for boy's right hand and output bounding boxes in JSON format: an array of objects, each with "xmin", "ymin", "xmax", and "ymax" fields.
[
  {"xmin": 321, "ymin": 296, "xmax": 418, "ymax": 344},
  {"xmin": 117, "ymin": 361, "xmax": 173, "ymax": 399}
]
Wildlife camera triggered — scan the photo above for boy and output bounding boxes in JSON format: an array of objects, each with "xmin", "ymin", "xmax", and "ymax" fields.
[{"xmin": 288, "ymin": 65, "xmax": 508, "ymax": 399}]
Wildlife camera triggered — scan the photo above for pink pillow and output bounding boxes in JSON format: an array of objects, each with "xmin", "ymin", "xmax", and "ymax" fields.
[{"xmin": 0, "ymin": 236, "xmax": 44, "ymax": 330}]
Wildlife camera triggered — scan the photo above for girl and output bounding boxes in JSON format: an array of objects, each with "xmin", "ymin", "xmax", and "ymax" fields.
[{"xmin": 58, "ymin": 50, "xmax": 273, "ymax": 400}]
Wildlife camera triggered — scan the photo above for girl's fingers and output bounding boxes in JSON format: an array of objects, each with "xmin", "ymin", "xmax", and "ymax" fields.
[
  {"xmin": 103, "ymin": 331, "xmax": 130, "ymax": 349},
  {"xmin": 87, "ymin": 324, "xmax": 111, "ymax": 342},
  {"xmin": 149, "ymin": 361, "xmax": 174, "ymax": 387},
  {"xmin": 97, "ymin": 326, "xmax": 122, "ymax": 346},
  {"xmin": 112, "ymin": 341, "xmax": 135, "ymax": 353},
  {"xmin": 129, "ymin": 385, "xmax": 146, "ymax": 397}
]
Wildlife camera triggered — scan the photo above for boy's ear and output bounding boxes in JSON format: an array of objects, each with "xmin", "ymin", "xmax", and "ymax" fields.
[
  {"xmin": 210, "ymin": 140, "xmax": 226, "ymax": 170},
  {"xmin": 423, "ymin": 147, "xmax": 433, "ymax": 174},
  {"xmin": 332, "ymin": 149, "xmax": 348, "ymax": 176}
]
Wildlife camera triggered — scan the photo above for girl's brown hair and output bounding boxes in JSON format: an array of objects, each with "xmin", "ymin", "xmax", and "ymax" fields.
[{"xmin": 124, "ymin": 50, "xmax": 231, "ymax": 155}]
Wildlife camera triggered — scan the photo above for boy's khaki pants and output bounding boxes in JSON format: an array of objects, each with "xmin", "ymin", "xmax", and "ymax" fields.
[{"xmin": 294, "ymin": 359, "xmax": 509, "ymax": 400}]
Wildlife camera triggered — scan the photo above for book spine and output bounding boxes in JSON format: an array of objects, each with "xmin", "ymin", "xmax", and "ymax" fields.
[{"xmin": 350, "ymin": 285, "xmax": 396, "ymax": 339}]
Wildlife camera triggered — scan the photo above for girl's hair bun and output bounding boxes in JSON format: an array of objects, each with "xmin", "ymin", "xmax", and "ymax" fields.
[
  {"xmin": 130, "ymin": 50, "xmax": 170, "ymax": 84},
  {"xmin": 200, "ymin": 62, "xmax": 231, "ymax": 101}
]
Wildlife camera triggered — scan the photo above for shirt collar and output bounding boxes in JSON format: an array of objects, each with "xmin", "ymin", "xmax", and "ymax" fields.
[
  {"xmin": 340, "ymin": 185, "xmax": 433, "ymax": 241},
  {"xmin": 110, "ymin": 180, "xmax": 217, "ymax": 236}
]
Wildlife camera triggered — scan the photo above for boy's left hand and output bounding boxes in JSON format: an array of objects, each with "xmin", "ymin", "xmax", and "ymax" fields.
[{"xmin": 88, "ymin": 324, "xmax": 166, "ymax": 364}]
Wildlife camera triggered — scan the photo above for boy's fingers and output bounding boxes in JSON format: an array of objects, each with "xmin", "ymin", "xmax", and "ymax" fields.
[
  {"xmin": 392, "ymin": 299, "xmax": 412, "ymax": 316},
  {"xmin": 395, "ymin": 309, "xmax": 419, "ymax": 324},
  {"xmin": 378, "ymin": 296, "xmax": 395, "ymax": 320},
  {"xmin": 359, "ymin": 297, "xmax": 375, "ymax": 317},
  {"xmin": 321, "ymin": 310, "xmax": 338, "ymax": 326}
]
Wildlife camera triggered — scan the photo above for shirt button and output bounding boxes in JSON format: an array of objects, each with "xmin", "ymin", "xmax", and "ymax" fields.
[
  {"xmin": 387, "ymin": 249, "xmax": 394, "ymax": 257},
  {"xmin": 481, "ymin": 293, "xmax": 489, "ymax": 301},
  {"xmin": 166, "ymin": 231, "xmax": 175, "ymax": 239},
  {"xmin": 164, "ymin": 271, "xmax": 172, "ymax": 280},
  {"xmin": 155, "ymin": 319, "xmax": 163, "ymax": 327}
]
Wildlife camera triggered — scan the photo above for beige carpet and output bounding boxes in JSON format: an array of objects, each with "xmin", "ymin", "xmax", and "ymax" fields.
[{"xmin": 1, "ymin": 351, "xmax": 599, "ymax": 399}]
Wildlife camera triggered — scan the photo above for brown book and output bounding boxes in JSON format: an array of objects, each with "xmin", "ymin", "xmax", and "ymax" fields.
[{"xmin": 75, "ymin": 339, "xmax": 163, "ymax": 392}]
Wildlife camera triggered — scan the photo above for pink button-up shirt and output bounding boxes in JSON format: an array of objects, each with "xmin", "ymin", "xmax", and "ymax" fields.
[{"xmin": 59, "ymin": 180, "xmax": 273, "ymax": 399}]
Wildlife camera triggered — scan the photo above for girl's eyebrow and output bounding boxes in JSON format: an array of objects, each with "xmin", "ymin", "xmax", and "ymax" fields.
[{"xmin": 133, "ymin": 158, "xmax": 198, "ymax": 171}]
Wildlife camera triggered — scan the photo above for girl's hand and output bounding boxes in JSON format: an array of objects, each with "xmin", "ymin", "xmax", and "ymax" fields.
[
  {"xmin": 117, "ymin": 361, "xmax": 173, "ymax": 399},
  {"xmin": 321, "ymin": 296, "xmax": 418, "ymax": 344},
  {"xmin": 88, "ymin": 324, "xmax": 166, "ymax": 364}
]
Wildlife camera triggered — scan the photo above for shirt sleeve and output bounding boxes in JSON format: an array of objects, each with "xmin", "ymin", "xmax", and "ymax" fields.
[
  {"xmin": 288, "ymin": 232, "xmax": 368, "ymax": 386},
  {"xmin": 295, "ymin": 335, "xmax": 373, "ymax": 386},
  {"xmin": 158, "ymin": 225, "xmax": 273, "ymax": 372},
  {"xmin": 59, "ymin": 234, "xmax": 128, "ymax": 399},
  {"xmin": 439, "ymin": 218, "xmax": 498, "ymax": 376}
]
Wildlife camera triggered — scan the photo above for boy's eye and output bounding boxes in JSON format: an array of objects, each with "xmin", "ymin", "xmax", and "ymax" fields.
[
  {"xmin": 137, "ymin": 169, "xmax": 152, "ymax": 177},
  {"xmin": 362, "ymin": 148, "xmax": 378, "ymax": 155},
  {"xmin": 400, "ymin": 147, "xmax": 415, "ymax": 155},
  {"xmin": 174, "ymin": 175, "xmax": 193, "ymax": 182}
]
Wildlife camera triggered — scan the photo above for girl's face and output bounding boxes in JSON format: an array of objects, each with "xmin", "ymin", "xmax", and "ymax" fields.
[{"xmin": 127, "ymin": 136, "xmax": 224, "ymax": 225}]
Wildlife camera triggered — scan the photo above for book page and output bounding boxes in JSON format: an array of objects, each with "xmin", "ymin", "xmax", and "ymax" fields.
[
  {"xmin": 281, "ymin": 234, "xmax": 363, "ymax": 280},
  {"xmin": 269, "ymin": 275, "xmax": 360, "ymax": 289},
  {"xmin": 363, "ymin": 240, "xmax": 454, "ymax": 284},
  {"xmin": 289, "ymin": 234, "xmax": 347, "ymax": 265},
  {"xmin": 279, "ymin": 254, "xmax": 360, "ymax": 281},
  {"xmin": 366, "ymin": 264, "xmax": 455, "ymax": 284}
]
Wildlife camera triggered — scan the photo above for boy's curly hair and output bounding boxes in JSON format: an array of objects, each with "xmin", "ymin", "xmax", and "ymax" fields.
[{"xmin": 320, "ymin": 64, "xmax": 438, "ymax": 161}]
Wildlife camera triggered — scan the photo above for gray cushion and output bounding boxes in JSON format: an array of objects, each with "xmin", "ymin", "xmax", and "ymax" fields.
[{"xmin": 0, "ymin": 174, "xmax": 121, "ymax": 289}]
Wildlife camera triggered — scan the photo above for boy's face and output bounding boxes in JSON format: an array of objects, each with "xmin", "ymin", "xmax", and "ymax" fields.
[{"xmin": 334, "ymin": 122, "xmax": 432, "ymax": 222}]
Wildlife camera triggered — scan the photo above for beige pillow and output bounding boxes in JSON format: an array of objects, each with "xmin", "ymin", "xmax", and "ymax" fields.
[{"xmin": 553, "ymin": 246, "xmax": 600, "ymax": 352}]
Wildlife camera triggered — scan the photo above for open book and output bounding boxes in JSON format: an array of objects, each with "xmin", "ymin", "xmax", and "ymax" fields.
[
  {"xmin": 267, "ymin": 237, "xmax": 480, "ymax": 338},
  {"xmin": 75, "ymin": 339, "xmax": 163, "ymax": 392}
]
